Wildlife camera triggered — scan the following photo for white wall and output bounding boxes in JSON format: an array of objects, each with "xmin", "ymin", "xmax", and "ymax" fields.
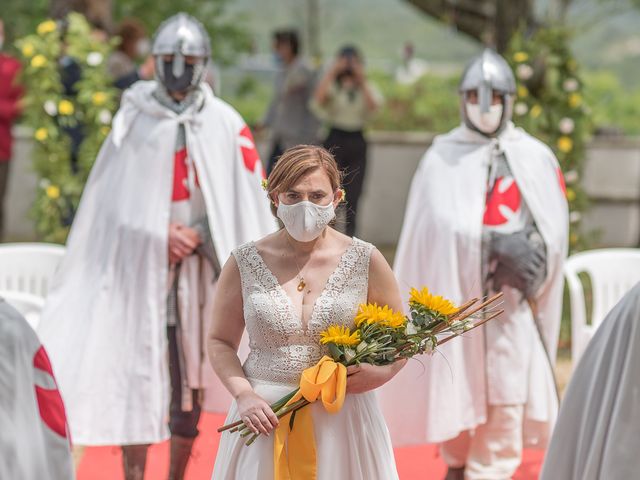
[{"xmin": 6, "ymin": 128, "xmax": 640, "ymax": 248}]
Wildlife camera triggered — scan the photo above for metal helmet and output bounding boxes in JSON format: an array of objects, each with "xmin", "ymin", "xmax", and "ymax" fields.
[
  {"xmin": 152, "ymin": 13, "xmax": 211, "ymax": 93},
  {"xmin": 459, "ymin": 49, "xmax": 516, "ymax": 135}
]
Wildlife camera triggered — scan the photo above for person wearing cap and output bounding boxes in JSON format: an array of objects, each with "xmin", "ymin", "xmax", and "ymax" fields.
[
  {"xmin": 379, "ymin": 49, "xmax": 568, "ymax": 480},
  {"xmin": 310, "ymin": 45, "xmax": 383, "ymax": 237},
  {"xmin": 37, "ymin": 13, "xmax": 275, "ymax": 480}
]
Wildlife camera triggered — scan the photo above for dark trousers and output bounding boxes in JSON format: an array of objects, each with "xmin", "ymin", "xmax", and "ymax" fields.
[
  {"xmin": 167, "ymin": 326, "xmax": 202, "ymax": 438},
  {"xmin": 324, "ymin": 128, "xmax": 367, "ymax": 237},
  {"xmin": 0, "ymin": 161, "xmax": 9, "ymax": 241}
]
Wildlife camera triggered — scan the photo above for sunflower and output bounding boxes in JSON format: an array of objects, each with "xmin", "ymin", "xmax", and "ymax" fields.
[
  {"xmin": 58, "ymin": 100, "xmax": 75, "ymax": 116},
  {"xmin": 354, "ymin": 303, "xmax": 406, "ymax": 329},
  {"xmin": 320, "ymin": 325, "xmax": 360, "ymax": 346},
  {"xmin": 37, "ymin": 20, "xmax": 57, "ymax": 36},
  {"xmin": 31, "ymin": 55, "xmax": 47, "ymax": 68},
  {"xmin": 512, "ymin": 51, "xmax": 529, "ymax": 63},
  {"xmin": 91, "ymin": 91, "xmax": 107, "ymax": 106},
  {"xmin": 568, "ymin": 93, "xmax": 583, "ymax": 109},
  {"xmin": 530, "ymin": 104, "xmax": 542, "ymax": 119},
  {"xmin": 409, "ymin": 287, "xmax": 459, "ymax": 317},
  {"xmin": 34, "ymin": 128, "xmax": 48, "ymax": 142},
  {"xmin": 21, "ymin": 43, "xmax": 35, "ymax": 58},
  {"xmin": 46, "ymin": 185, "xmax": 61, "ymax": 199},
  {"xmin": 557, "ymin": 136, "xmax": 573, "ymax": 153}
]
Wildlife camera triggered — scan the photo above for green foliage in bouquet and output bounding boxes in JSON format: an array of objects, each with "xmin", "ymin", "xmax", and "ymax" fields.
[
  {"xmin": 507, "ymin": 27, "xmax": 593, "ymax": 251},
  {"xmin": 219, "ymin": 288, "xmax": 505, "ymax": 446},
  {"xmin": 16, "ymin": 13, "xmax": 118, "ymax": 243}
]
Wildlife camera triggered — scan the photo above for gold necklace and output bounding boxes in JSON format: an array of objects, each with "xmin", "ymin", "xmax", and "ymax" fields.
[{"xmin": 285, "ymin": 234, "xmax": 308, "ymax": 292}]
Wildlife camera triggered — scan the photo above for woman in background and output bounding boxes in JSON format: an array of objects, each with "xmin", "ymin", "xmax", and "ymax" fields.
[{"xmin": 311, "ymin": 46, "xmax": 382, "ymax": 237}]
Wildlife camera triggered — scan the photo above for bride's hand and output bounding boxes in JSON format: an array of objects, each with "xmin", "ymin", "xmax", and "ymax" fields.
[
  {"xmin": 236, "ymin": 390, "xmax": 279, "ymax": 436},
  {"xmin": 345, "ymin": 359, "xmax": 407, "ymax": 394}
]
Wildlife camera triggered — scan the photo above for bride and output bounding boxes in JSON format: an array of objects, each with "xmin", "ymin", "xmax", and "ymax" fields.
[{"xmin": 208, "ymin": 145, "xmax": 405, "ymax": 479}]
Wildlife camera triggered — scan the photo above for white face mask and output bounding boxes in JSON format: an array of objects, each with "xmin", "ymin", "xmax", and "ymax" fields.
[
  {"xmin": 466, "ymin": 103, "xmax": 503, "ymax": 134},
  {"xmin": 277, "ymin": 200, "xmax": 336, "ymax": 242}
]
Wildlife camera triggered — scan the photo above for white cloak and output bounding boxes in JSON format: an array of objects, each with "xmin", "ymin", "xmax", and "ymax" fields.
[
  {"xmin": 379, "ymin": 124, "xmax": 568, "ymax": 447},
  {"xmin": 0, "ymin": 299, "xmax": 75, "ymax": 479},
  {"xmin": 541, "ymin": 282, "xmax": 640, "ymax": 480},
  {"xmin": 37, "ymin": 81, "xmax": 276, "ymax": 445}
]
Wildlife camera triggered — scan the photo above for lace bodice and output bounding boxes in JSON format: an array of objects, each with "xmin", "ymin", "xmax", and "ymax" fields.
[{"xmin": 233, "ymin": 238, "xmax": 374, "ymax": 385}]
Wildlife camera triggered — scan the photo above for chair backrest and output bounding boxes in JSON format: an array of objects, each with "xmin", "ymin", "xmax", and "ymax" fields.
[
  {"xmin": 0, "ymin": 243, "xmax": 66, "ymax": 297},
  {"xmin": 0, "ymin": 290, "xmax": 46, "ymax": 330},
  {"xmin": 564, "ymin": 248, "xmax": 640, "ymax": 364}
]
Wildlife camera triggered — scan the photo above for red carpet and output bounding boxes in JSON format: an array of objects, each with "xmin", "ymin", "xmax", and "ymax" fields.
[{"xmin": 77, "ymin": 413, "xmax": 542, "ymax": 479}]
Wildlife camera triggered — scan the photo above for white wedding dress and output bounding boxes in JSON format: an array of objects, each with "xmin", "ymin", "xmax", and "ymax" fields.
[{"xmin": 212, "ymin": 238, "xmax": 399, "ymax": 479}]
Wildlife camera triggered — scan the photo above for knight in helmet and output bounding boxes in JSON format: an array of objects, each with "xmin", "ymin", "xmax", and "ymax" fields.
[
  {"xmin": 380, "ymin": 49, "xmax": 569, "ymax": 479},
  {"xmin": 37, "ymin": 13, "xmax": 275, "ymax": 480}
]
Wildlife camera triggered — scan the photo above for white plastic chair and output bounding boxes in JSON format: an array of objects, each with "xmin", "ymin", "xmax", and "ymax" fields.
[
  {"xmin": 564, "ymin": 248, "xmax": 640, "ymax": 364},
  {"xmin": 0, "ymin": 243, "xmax": 66, "ymax": 297},
  {"xmin": 0, "ymin": 290, "xmax": 46, "ymax": 330}
]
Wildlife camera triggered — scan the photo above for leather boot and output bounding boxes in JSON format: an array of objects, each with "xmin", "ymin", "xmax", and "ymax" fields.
[
  {"xmin": 444, "ymin": 466, "xmax": 466, "ymax": 480},
  {"xmin": 121, "ymin": 444, "xmax": 150, "ymax": 480},
  {"xmin": 168, "ymin": 435, "xmax": 195, "ymax": 480}
]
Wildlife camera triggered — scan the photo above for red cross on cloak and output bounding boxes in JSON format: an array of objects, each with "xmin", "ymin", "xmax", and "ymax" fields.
[
  {"xmin": 483, "ymin": 177, "xmax": 522, "ymax": 226},
  {"xmin": 33, "ymin": 346, "xmax": 69, "ymax": 439}
]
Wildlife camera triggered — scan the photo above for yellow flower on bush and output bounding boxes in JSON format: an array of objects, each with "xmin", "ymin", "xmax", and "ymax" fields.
[
  {"xmin": 355, "ymin": 303, "xmax": 406, "ymax": 328},
  {"xmin": 568, "ymin": 93, "xmax": 582, "ymax": 108},
  {"xmin": 513, "ymin": 51, "xmax": 529, "ymax": 63},
  {"xmin": 46, "ymin": 185, "xmax": 61, "ymax": 199},
  {"xmin": 37, "ymin": 20, "xmax": 57, "ymax": 36},
  {"xmin": 409, "ymin": 287, "xmax": 459, "ymax": 316},
  {"xmin": 91, "ymin": 91, "xmax": 107, "ymax": 106},
  {"xmin": 58, "ymin": 100, "xmax": 74, "ymax": 116},
  {"xmin": 558, "ymin": 136, "xmax": 573, "ymax": 153},
  {"xmin": 22, "ymin": 43, "xmax": 35, "ymax": 58},
  {"xmin": 530, "ymin": 105, "xmax": 542, "ymax": 118},
  {"xmin": 320, "ymin": 325, "xmax": 360, "ymax": 346},
  {"xmin": 34, "ymin": 128, "xmax": 49, "ymax": 141},
  {"xmin": 566, "ymin": 188, "xmax": 576, "ymax": 202},
  {"xmin": 570, "ymin": 232, "xmax": 579, "ymax": 245},
  {"xmin": 31, "ymin": 55, "xmax": 47, "ymax": 68},
  {"xmin": 517, "ymin": 85, "xmax": 529, "ymax": 98}
]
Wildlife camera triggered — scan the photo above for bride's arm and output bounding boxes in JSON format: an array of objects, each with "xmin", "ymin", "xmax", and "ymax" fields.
[
  {"xmin": 207, "ymin": 256, "xmax": 279, "ymax": 435},
  {"xmin": 346, "ymin": 248, "xmax": 407, "ymax": 394}
]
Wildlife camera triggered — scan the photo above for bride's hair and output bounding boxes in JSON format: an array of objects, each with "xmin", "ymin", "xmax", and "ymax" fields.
[{"xmin": 266, "ymin": 145, "xmax": 343, "ymax": 216}]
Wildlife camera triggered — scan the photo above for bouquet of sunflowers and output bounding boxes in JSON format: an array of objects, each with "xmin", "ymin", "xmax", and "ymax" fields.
[{"xmin": 218, "ymin": 287, "xmax": 504, "ymax": 446}]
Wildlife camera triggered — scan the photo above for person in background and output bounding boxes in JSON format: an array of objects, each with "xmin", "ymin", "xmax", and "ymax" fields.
[
  {"xmin": 395, "ymin": 41, "xmax": 429, "ymax": 85},
  {"xmin": 107, "ymin": 18, "xmax": 155, "ymax": 90},
  {"xmin": 381, "ymin": 49, "xmax": 568, "ymax": 480},
  {"xmin": 58, "ymin": 17, "xmax": 109, "ymax": 175},
  {"xmin": 0, "ymin": 18, "xmax": 22, "ymax": 241},
  {"xmin": 38, "ymin": 13, "xmax": 274, "ymax": 480},
  {"xmin": 261, "ymin": 29, "xmax": 319, "ymax": 175},
  {"xmin": 310, "ymin": 45, "xmax": 382, "ymax": 237}
]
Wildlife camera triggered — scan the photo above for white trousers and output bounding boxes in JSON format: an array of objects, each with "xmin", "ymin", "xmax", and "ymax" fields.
[{"xmin": 440, "ymin": 405, "xmax": 524, "ymax": 480}]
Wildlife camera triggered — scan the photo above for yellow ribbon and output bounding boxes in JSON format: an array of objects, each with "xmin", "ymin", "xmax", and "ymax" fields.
[{"xmin": 274, "ymin": 356, "xmax": 347, "ymax": 480}]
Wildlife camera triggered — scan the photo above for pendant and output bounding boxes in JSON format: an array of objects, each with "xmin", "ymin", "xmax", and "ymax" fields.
[{"xmin": 297, "ymin": 279, "xmax": 306, "ymax": 292}]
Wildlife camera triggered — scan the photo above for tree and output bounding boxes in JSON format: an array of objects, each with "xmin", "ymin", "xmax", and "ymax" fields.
[
  {"xmin": 50, "ymin": 0, "xmax": 112, "ymax": 29},
  {"xmin": 403, "ymin": 0, "xmax": 585, "ymax": 52},
  {"xmin": 5, "ymin": 0, "xmax": 249, "ymax": 64}
]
